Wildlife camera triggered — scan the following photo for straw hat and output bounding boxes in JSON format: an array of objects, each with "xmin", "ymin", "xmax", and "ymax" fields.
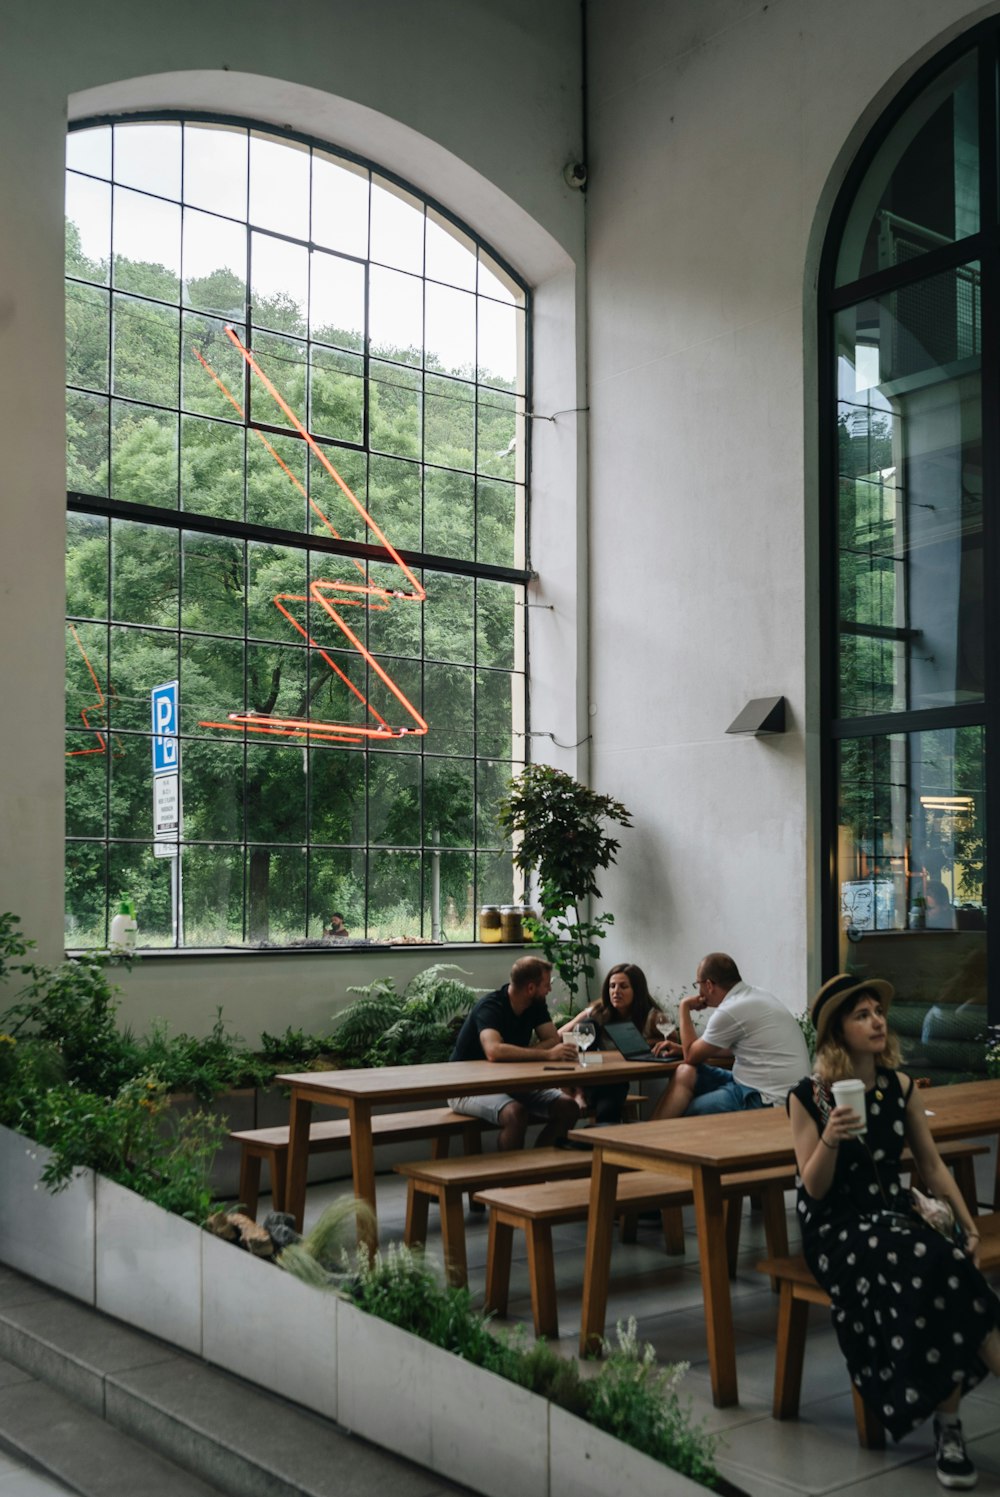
[{"xmin": 810, "ymin": 974, "xmax": 894, "ymax": 1050}]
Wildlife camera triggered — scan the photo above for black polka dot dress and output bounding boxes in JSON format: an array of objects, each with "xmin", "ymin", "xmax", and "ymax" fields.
[{"xmin": 790, "ymin": 1071, "xmax": 1000, "ymax": 1440}]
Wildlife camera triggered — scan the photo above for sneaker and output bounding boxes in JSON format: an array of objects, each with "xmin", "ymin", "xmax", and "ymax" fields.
[{"xmin": 934, "ymin": 1417, "xmax": 977, "ymax": 1490}]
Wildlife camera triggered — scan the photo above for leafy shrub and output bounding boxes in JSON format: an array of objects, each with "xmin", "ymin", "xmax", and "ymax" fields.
[
  {"xmin": 334, "ymin": 965, "xmax": 480, "ymax": 1066},
  {"xmin": 140, "ymin": 1010, "xmax": 271, "ymax": 1101}
]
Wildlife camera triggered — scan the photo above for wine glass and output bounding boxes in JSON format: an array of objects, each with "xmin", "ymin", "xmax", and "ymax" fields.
[
  {"xmin": 574, "ymin": 1021, "xmax": 596, "ymax": 1064},
  {"xmin": 655, "ymin": 1013, "xmax": 674, "ymax": 1043}
]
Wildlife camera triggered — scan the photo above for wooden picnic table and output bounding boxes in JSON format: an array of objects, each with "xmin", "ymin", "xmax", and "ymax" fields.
[
  {"xmin": 276, "ymin": 1052, "xmax": 678, "ymax": 1243},
  {"xmin": 578, "ymin": 1077, "xmax": 1000, "ymax": 1408}
]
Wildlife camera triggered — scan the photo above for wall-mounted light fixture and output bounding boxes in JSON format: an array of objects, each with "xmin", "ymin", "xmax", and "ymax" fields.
[{"xmin": 725, "ymin": 696, "xmax": 786, "ymax": 737}]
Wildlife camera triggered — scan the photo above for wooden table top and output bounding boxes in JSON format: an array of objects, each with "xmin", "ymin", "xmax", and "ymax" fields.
[
  {"xmin": 584, "ymin": 1077, "xmax": 1000, "ymax": 1170},
  {"xmin": 276, "ymin": 1051, "xmax": 678, "ymax": 1102}
]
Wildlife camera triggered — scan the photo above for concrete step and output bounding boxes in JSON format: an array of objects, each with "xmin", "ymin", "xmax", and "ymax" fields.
[{"xmin": 0, "ymin": 1262, "xmax": 465, "ymax": 1497}]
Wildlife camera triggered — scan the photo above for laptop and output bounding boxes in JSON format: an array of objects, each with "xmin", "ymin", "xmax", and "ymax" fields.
[{"xmin": 602, "ymin": 1021, "xmax": 677, "ymax": 1063}]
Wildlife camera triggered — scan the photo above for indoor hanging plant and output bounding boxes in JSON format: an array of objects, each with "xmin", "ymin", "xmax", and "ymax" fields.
[{"xmin": 498, "ymin": 765, "xmax": 632, "ymax": 1008}]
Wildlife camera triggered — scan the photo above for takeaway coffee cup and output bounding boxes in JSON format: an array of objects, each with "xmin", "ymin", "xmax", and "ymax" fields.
[{"xmin": 831, "ymin": 1078, "xmax": 867, "ymax": 1135}]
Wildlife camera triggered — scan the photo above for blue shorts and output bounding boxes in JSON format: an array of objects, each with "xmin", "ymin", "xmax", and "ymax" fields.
[{"xmin": 685, "ymin": 1064, "xmax": 766, "ymax": 1116}]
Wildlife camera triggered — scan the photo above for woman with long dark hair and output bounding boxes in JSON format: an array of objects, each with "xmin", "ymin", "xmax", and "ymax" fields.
[
  {"xmin": 789, "ymin": 974, "xmax": 1000, "ymax": 1489},
  {"xmin": 558, "ymin": 963, "xmax": 665, "ymax": 1124}
]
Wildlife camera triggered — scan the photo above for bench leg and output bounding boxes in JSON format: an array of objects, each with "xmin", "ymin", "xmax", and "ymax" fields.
[
  {"xmin": 462, "ymin": 1124, "xmax": 485, "ymax": 1210},
  {"xmin": 760, "ymin": 1182, "xmax": 790, "ymax": 1290},
  {"xmin": 662, "ymin": 1206, "xmax": 686, "ymax": 1255},
  {"xmin": 724, "ymin": 1195, "xmax": 742, "ymax": 1276},
  {"xmin": 484, "ymin": 1217, "xmax": 514, "ymax": 1318},
  {"xmin": 619, "ymin": 1211, "xmax": 638, "ymax": 1244},
  {"xmin": 430, "ymin": 1131, "xmax": 451, "ymax": 1161},
  {"xmin": 773, "ymin": 1285, "xmax": 809, "ymax": 1419},
  {"xmin": 851, "ymin": 1386, "xmax": 886, "ymax": 1450},
  {"xmin": 239, "ymin": 1150, "xmax": 263, "ymax": 1220},
  {"xmin": 440, "ymin": 1186, "xmax": 469, "ymax": 1288},
  {"xmin": 404, "ymin": 1182, "xmax": 431, "ymax": 1249},
  {"xmin": 525, "ymin": 1221, "xmax": 558, "ymax": 1339}
]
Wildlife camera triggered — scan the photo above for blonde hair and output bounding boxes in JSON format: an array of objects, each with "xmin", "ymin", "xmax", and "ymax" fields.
[{"xmin": 814, "ymin": 992, "xmax": 902, "ymax": 1084}]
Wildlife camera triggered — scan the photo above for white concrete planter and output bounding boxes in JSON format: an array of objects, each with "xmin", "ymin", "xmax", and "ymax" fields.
[
  {"xmin": 202, "ymin": 1230, "xmax": 338, "ymax": 1421},
  {"xmin": 0, "ymin": 1127, "xmax": 721, "ymax": 1496},
  {"xmin": 549, "ymin": 1403, "xmax": 713, "ymax": 1497},
  {"xmin": 0, "ymin": 1124, "xmax": 95, "ymax": 1304},
  {"xmin": 95, "ymin": 1175, "xmax": 203, "ymax": 1355}
]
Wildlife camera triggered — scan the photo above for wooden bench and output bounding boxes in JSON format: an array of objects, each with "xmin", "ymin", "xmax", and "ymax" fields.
[
  {"xmin": 395, "ymin": 1148, "xmax": 596, "ymax": 1287},
  {"xmin": 477, "ymin": 1164, "xmax": 795, "ymax": 1339},
  {"xmin": 760, "ymin": 1205, "xmax": 1000, "ymax": 1450},
  {"xmin": 231, "ymin": 1108, "xmax": 486, "ymax": 1218}
]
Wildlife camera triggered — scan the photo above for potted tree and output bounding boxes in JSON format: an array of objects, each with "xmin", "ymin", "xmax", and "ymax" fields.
[{"xmin": 498, "ymin": 765, "xmax": 631, "ymax": 1009}]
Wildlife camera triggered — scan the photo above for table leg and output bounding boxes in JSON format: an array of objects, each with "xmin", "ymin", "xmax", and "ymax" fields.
[
  {"xmin": 286, "ymin": 1091, "xmax": 313, "ymax": 1232},
  {"xmin": 349, "ymin": 1099, "xmax": 378, "ymax": 1254},
  {"xmin": 579, "ymin": 1151, "xmax": 621, "ymax": 1357},
  {"xmin": 692, "ymin": 1165, "xmax": 738, "ymax": 1407}
]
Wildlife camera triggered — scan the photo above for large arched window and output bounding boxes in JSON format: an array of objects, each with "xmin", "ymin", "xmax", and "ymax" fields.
[
  {"xmin": 65, "ymin": 117, "xmax": 529, "ymax": 949},
  {"xmin": 820, "ymin": 31, "xmax": 996, "ymax": 1044}
]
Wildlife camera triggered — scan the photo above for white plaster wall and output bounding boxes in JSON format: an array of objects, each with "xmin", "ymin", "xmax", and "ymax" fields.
[
  {"xmin": 0, "ymin": 0, "xmax": 587, "ymax": 1033},
  {"xmin": 584, "ymin": 0, "xmax": 1000, "ymax": 1009}
]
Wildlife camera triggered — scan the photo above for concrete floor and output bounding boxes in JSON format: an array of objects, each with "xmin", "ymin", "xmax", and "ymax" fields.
[{"xmin": 297, "ymin": 1145, "xmax": 1000, "ymax": 1497}]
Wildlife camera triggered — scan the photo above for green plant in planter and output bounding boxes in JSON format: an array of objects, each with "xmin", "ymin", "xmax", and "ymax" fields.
[
  {"xmin": 498, "ymin": 765, "xmax": 632, "ymax": 1007},
  {"xmin": 333, "ymin": 965, "xmax": 480, "ymax": 1066},
  {"xmin": 139, "ymin": 1009, "xmax": 271, "ymax": 1102}
]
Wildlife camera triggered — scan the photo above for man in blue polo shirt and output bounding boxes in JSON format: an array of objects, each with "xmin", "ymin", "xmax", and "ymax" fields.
[{"xmin": 449, "ymin": 956, "xmax": 580, "ymax": 1149}]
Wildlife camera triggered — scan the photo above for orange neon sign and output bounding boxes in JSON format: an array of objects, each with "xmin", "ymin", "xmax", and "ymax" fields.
[
  {"xmin": 194, "ymin": 328, "xmax": 428, "ymax": 747},
  {"xmin": 66, "ymin": 623, "xmax": 119, "ymax": 757}
]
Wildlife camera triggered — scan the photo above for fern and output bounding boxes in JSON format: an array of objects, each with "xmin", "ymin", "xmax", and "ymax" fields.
[
  {"xmin": 333, "ymin": 966, "xmax": 481, "ymax": 1067},
  {"xmin": 332, "ymin": 978, "xmax": 405, "ymax": 1059}
]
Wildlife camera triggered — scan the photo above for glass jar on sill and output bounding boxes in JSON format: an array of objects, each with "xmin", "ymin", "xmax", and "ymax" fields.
[
  {"xmin": 500, "ymin": 904, "xmax": 523, "ymax": 943},
  {"xmin": 478, "ymin": 905, "xmax": 502, "ymax": 942}
]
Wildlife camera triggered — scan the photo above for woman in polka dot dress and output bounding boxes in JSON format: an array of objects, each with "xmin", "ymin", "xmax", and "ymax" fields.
[{"xmin": 789, "ymin": 975, "xmax": 1000, "ymax": 1490}]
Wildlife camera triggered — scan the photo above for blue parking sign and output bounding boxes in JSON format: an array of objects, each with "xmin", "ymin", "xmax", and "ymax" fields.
[{"xmin": 151, "ymin": 681, "xmax": 179, "ymax": 775}]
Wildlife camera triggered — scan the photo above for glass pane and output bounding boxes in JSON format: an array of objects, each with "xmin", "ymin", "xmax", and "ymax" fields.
[
  {"xmin": 425, "ymin": 573, "xmax": 473, "ymax": 663},
  {"xmin": 425, "ymin": 850, "xmax": 474, "ymax": 940},
  {"xmin": 477, "ymin": 580, "xmax": 517, "ymax": 669},
  {"xmin": 310, "ymin": 250, "xmax": 365, "ymax": 350},
  {"xmin": 67, "ymin": 126, "xmax": 111, "ymax": 179},
  {"xmin": 310, "ymin": 445, "xmax": 367, "ymax": 543},
  {"xmin": 312, "ymin": 154, "xmax": 369, "ymax": 260},
  {"xmin": 67, "ymin": 390, "xmax": 110, "ymax": 496},
  {"xmin": 369, "ymin": 753, "xmax": 420, "ymax": 844},
  {"xmin": 369, "ymin": 265, "xmax": 422, "ymax": 365},
  {"xmin": 249, "ymin": 329, "xmax": 307, "ymax": 428},
  {"xmin": 309, "ymin": 749, "xmax": 366, "ymax": 844},
  {"xmin": 251, "ymin": 232, "xmax": 308, "ymax": 335},
  {"xmin": 836, "ymin": 51, "xmax": 979, "ymax": 286},
  {"xmin": 110, "ymin": 403, "xmax": 178, "ymax": 507},
  {"xmin": 476, "ymin": 389, "xmax": 524, "ymax": 480},
  {"xmin": 66, "ymin": 173, "xmax": 110, "ymax": 283},
  {"xmin": 67, "ymin": 283, "xmax": 109, "ymax": 391},
  {"xmin": 184, "ymin": 844, "xmax": 244, "ymax": 946},
  {"xmin": 476, "ymin": 758, "xmax": 513, "ymax": 849},
  {"xmin": 181, "ymin": 415, "xmax": 245, "ymax": 520},
  {"xmin": 245, "ymin": 744, "xmax": 306, "ymax": 844},
  {"xmin": 112, "ymin": 294, "xmax": 179, "ymax": 406},
  {"xmin": 369, "ymin": 362, "xmax": 421, "ymax": 462},
  {"xmin": 836, "ymin": 726, "xmax": 986, "ymax": 1077},
  {"xmin": 309, "ymin": 848, "xmax": 366, "ymax": 939},
  {"xmin": 183, "ymin": 738, "xmax": 244, "ymax": 842},
  {"xmin": 183, "ymin": 209, "xmax": 247, "ymax": 318},
  {"xmin": 181, "ymin": 532, "xmax": 245, "ymax": 637},
  {"xmin": 183, "ymin": 124, "xmax": 248, "ymax": 221},
  {"xmin": 425, "ymin": 374, "xmax": 474, "ymax": 469},
  {"xmin": 182, "ymin": 313, "xmax": 248, "ymax": 420},
  {"xmin": 109, "ymin": 627, "xmax": 179, "ymax": 731},
  {"xmin": 366, "ymin": 557, "xmax": 422, "ymax": 658},
  {"xmin": 477, "ymin": 297, "xmax": 521, "ymax": 389},
  {"xmin": 477, "ymin": 849, "xmax": 515, "ymax": 909},
  {"xmin": 113, "ymin": 187, "xmax": 180, "ymax": 301},
  {"xmin": 109, "ymin": 842, "xmax": 174, "ymax": 946},
  {"xmin": 426, "ymin": 282, "xmax": 475, "ymax": 377},
  {"xmin": 66, "ymin": 513, "xmax": 109, "ymax": 619},
  {"xmin": 424, "ymin": 662, "xmax": 473, "ymax": 756},
  {"xmin": 181, "ymin": 635, "xmax": 245, "ymax": 734},
  {"xmin": 109, "ymin": 737, "xmax": 154, "ymax": 840},
  {"xmin": 425, "ymin": 757, "xmax": 473, "ymax": 847},
  {"xmin": 309, "ymin": 345, "xmax": 364, "ymax": 444},
  {"xmin": 249, "ymin": 134, "xmax": 309, "ymax": 240},
  {"xmin": 114, "ymin": 122, "xmax": 181, "ymax": 199},
  {"xmin": 476, "ymin": 669, "xmax": 516, "ymax": 759},
  {"xmin": 368, "ymin": 848, "xmax": 421, "ymax": 938},
  {"xmin": 477, "ymin": 477, "xmax": 519, "ymax": 568},
  {"xmin": 835, "ymin": 267, "xmax": 982, "ymax": 717},
  {"xmin": 370, "ymin": 178, "xmax": 424, "ymax": 274},
  {"xmin": 426, "ymin": 210, "xmax": 476, "ymax": 292},
  {"xmin": 66, "ymin": 740, "xmax": 107, "ymax": 837},
  {"xmin": 66, "ymin": 622, "xmax": 108, "ymax": 733},
  {"xmin": 365, "ymin": 656, "xmax": 421, "ymax": 747},
  {"xmin": 65, "ymin": 841, "xmax": 107, "ymax": 947},
  {"xmin": 247, "ymin": 430, "xmax": 306, "ymax": 531},
  {"xmin": 246, "ymin": 643, "xmax": 307, "ymax": 719},
  {"xmin": 367, "ymin": 452, "xmax": 421, "ymax": 549},
  {"xmin": 425, "ymin": 468, "xmax": 474, "ymax": 562},
  {"xmin": 247, "ymin": 544, "xmax": 307, "ymax": 641},
  {"xmin": 478, "ymin": 252, "xmax": 521, "ymax": 306},
  {"xmin": 111, "ymin": 520, "xmax": 178, "ymax": 628}
]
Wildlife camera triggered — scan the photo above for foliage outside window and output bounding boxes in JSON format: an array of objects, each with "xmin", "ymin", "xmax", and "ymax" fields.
[
  {"xmin": 65, "ymin": 118, "xmax": 528, "ymax": 949},
  {"xmin": 823, "ymin": 37, "xmax": 990, "ymax": 1031}
]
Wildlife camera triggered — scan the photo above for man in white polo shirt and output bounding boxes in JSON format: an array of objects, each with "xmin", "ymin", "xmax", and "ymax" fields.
[{"xmin": 651, "ymin": 951, "xmax": 808, "ymax": 1118}]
